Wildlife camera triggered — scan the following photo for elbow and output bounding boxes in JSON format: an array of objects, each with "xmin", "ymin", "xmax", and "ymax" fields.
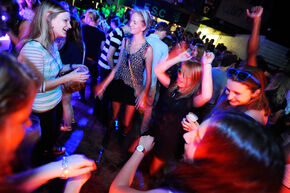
[{"xmin": 109, "ymin": 184, "xmax": 125, "ymax": 193}]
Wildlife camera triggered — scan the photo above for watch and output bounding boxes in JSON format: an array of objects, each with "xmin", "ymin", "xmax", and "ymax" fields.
[{"xmin": 136, "ymin": 145, "xmax": 146, "ymax": 154}]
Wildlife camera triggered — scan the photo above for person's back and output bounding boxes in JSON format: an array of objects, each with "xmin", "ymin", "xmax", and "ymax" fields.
[{"xmin": 82, "ymin": 24, "xmax": 105, "ymax": 62}]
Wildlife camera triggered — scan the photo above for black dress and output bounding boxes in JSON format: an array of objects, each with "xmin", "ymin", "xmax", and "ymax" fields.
[{"xmin": 151, "ymin": 86, "xmax": 195, "ymax": 161}]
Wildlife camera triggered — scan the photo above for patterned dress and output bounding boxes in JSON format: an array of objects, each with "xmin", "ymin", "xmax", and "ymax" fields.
[{"xmin": 109, "ymin": 38, "xmax": 149, "ymax": 105}]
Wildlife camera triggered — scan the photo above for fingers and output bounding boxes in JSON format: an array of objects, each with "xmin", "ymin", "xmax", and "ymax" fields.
[{"xmin": 181, "ymin": 117, "xmax": 199, "ymax": 132}]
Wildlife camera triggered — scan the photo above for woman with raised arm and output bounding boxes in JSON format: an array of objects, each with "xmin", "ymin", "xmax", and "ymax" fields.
[{"xmin": 148, "ymin": 51, "xmax": 214, "ymax": 175}]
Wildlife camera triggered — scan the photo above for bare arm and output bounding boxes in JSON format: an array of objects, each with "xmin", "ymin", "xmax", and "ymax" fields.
[
  {"xmin": 247, "ymin": 6, "xmax": 263, "ymax": 67},
  {"xmin": 100, "ymin": 40, "xmax": 105, "ymax": 53},
  {"xmin": 5, "ymin": 155, "xmax": 96, "ymax": 192},
  {"xmin": 154, "ymin": 50, "xmax": 192, "ymax": 87},
  {"xmin": 136, "ymin": 46, "xmax": 153, "ymax": 109},
  {"xmin": 107, "ymin": 46, "xmax": 117, "ymax": 69},
  {"xmin": 109, "ymin": 136, "xmax": 155, "ymax": 193},
  {"xmin": 95, "ymin": 39, "xmax": 126, "ymax": 98},
  {"xmin": 193, "ymin": 52, "xmax": 215, "ymax": 107}
]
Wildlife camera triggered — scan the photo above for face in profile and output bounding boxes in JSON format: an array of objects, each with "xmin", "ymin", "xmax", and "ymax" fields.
[
  {"xmin": 129, "ymin": 12, "xmax": 146, "ymax": 35},
  {"xmin": 225, "ymin": 79, "xmax": 259, "ymax": 106},
  {"xmin": 51, "ymin": 12, "xmax": 71, "ymax": 38}
]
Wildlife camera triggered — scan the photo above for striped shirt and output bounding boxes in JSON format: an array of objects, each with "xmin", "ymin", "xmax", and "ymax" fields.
[
  {"xmin": 98, "ymin": 27, "xmax": 124, "ymax": 69},
  {"xmin": 18, "ymin": 41, "xmax": 62, "ymax": 112}
]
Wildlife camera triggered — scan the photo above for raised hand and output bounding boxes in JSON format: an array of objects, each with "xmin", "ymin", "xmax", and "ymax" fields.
[
  {"xmin": 201, "ymin": 52, "xmax": 215, "ymax": 65},
  {"xmin": 247, "ymin": 6, "xmax": 263, "ymax": 20},
  {"xmin": 138, "ymin": 135, "xmax": 155, "ymax": 153}
]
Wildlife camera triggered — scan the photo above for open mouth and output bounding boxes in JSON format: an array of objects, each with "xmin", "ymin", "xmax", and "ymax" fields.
[{"xmin": 63, "ymin": 28, "xmax": 69, "ymax": 33}]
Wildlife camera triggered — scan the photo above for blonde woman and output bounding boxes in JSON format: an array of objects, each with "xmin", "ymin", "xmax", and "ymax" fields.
[
  {"xmin": 96, "ymin": 7, "xmax": 153, "ymax": 146},
  {"xmin": 18, "ymin": 0, "xmax": 89, "ymax": 156}
]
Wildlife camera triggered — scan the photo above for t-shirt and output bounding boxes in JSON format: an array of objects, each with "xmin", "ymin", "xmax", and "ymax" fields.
[
  {"xmin": 145, "ymin": 33, "xmax": 168, "ymax": 88},
  {"xmin": 208, "ymin": 68, "xmax": 227, "ymax": 104},
  {"xmin": 98, "ymin": 27, "xmax": 124, "ymax": 69},
  {"xmin": 82, "ymin": 25, "xmax": 106, "ymax": 62},
  {"xmin": 18, "ymin": 41, "xmax": 62, "ymax": 112}
]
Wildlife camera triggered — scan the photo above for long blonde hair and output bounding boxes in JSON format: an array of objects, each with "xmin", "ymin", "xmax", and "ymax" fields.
[{"xmin": 25, "ymin": 0, "xmax": 67, "ymax": 51}]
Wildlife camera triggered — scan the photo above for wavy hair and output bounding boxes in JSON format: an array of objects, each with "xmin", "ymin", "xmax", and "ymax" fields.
[{"xmin": 24, "ymin": 0, "xmax": 67, "ymax": 51}]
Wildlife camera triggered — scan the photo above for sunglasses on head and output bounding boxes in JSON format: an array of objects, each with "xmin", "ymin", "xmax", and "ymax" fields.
[{"xmin": 227, "ymin": 68, "xmax": 261, "ymax": 86}]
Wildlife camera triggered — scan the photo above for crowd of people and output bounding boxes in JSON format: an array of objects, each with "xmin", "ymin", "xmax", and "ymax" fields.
[{"xmin": 0, "ymin": 0, "xmax": 289, "ymax": 192}]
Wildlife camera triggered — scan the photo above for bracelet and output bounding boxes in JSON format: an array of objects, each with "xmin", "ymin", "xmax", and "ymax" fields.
[{"xmin": 61, "ymin": 156, "xmax": 69, "ymax": 179}]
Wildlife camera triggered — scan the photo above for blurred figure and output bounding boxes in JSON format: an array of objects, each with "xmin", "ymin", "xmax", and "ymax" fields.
[
  {"xmin": 0, "ymin": 53, "xmax": 96, "ymax": 193},
  {"xmin": 59, "ymin": 14, "xmax": 87, "ymax": 131},
  {"xmin": 139, "ymin": 21, "xmax": 169, "ymax": 134},
  {"xmin": 95, "ymin": 24, "xmax": 131, "ymax": 127},
  {"xmin": 107, "ymin": 16, "xmax": 120, "ymax": 35},
  {"xmin": 110, "ymin": 111, "xmax": 285, "ymax": 193},
  {"xmin": 82, "ymin": 8, "xmax": 106, "ymax": 100}
]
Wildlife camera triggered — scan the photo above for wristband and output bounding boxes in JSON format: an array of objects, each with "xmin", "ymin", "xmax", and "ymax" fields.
[{"xmin": 61, "ymin": 156, "xmax": 69, "ymax": 179}]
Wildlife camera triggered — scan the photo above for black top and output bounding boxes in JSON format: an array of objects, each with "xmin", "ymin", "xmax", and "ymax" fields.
[
  {"xmin": 82, "ymin": 25, "xmax": 106, "ymax": 62},
  {"xmin": 151, "ymin": 86, "xmax": 195, "ymax": 161},
  {"xmin": 59, "ymin": 40, "xmax": 83, "ymax": 64}
]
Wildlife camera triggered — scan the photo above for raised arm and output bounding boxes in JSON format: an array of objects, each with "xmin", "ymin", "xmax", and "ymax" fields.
[
  {"xmin": 193, "ymin": 52, "xmax": 214, "ymax": 107},
  {"xmin": 247, "ymin": 6, "xmax": 263, "ymax": 67},
  {"xmin": 154, "ymin": 50, "xmax": 192, "ymax": 87},
  {"xmin": 109, "ymin": 136, "xmax": 155, "ymax": 193}
]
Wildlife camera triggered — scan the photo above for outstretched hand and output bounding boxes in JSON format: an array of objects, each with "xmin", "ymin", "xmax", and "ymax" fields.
[{"xmin": 59, "ymin": 154, "xmax": 97, "ymax": 178}]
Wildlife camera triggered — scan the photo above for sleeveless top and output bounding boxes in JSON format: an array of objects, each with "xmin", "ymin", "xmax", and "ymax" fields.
[
  {"xmin": 151, "ymin": 86, "xmax": 195, "ymax": 160},
  {"xmin": 115, "ymin": 38, "xmax": 149, "ymax": 89}
]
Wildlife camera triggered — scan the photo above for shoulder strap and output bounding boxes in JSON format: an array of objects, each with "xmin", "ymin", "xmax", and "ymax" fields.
[{"xmin": 127, "ymin": 39, "xmax": 138, "ymax": 91}]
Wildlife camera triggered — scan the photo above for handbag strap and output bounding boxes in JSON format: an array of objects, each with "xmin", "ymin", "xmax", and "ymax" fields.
[{"xmin": 126, "ymin": 38, "xmax": 139, "ymax": 91}]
